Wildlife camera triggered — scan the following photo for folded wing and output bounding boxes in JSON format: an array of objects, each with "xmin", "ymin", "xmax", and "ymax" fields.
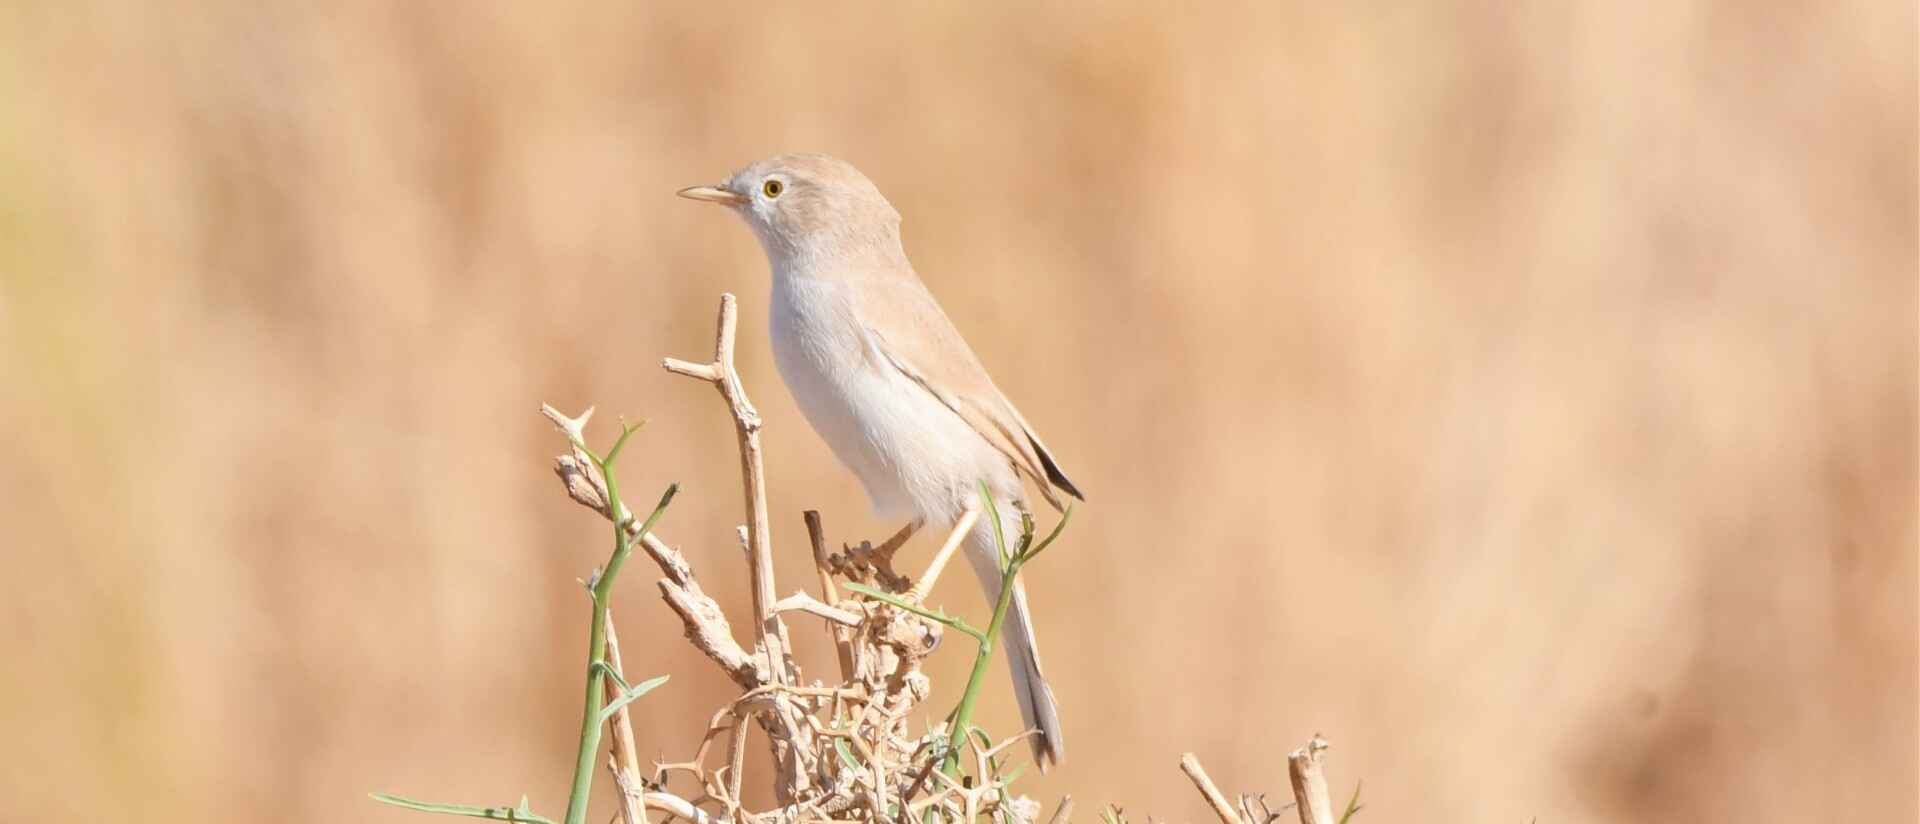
[{"xmin": 860, "ymin": 281, "xmax": 1084, "ymax": 510}]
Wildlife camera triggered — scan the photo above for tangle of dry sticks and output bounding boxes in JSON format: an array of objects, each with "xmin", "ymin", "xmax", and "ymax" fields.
[{"xmin": 542, "ymin": 294, "xmax": 1048, "ymax": 824}]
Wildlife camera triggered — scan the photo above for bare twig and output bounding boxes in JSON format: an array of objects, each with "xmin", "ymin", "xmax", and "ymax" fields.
[
  {"xmin": 1286, "ymin": 736, "xmax": 1335, "ymax": 824},
  {"xmin": 664, "ymin": 293, "xmax": 792, "ymax": 686},
  {"xmin": 643, "ymin": 791, "xmax": 727, "ymax": 824},
  {"xmin": 774, "ymin": 591, "xmax": 864, "ymax": 627},
  {"xmin": 640, "ymin": 531, "xmax": 760, "ymax": 686},
  {"xmin": 874, "ymin": 520, "xmax": 920, "ymax": 560},
  {"xmin": 1237, "ymin": 794, "xmax": 1285, "ymax": 824},
  {"xmin": 1049, "ymin": 795, "xmax": 1075, "ymax": 824},
  {"xmin": 1180, "ymin": 753, "xmax": 1244, "ymax": 824},
  {"xmin": 804, "ymin": 511, "xmax": 857, "ymax": 682},
  {"xmin": 603, "ymin": 614, "xmax": 647, "ymax": 824}
]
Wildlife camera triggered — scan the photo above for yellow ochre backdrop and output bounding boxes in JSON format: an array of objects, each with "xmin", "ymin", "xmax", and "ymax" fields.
[{"xmin": 1, "ymin": 3, "xmax": 1912, "ymax": 823}]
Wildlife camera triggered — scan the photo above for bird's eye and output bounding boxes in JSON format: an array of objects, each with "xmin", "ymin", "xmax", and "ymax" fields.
[{"xmin": 762, "ymin": 179, "xmax": 784, "ymax": 198}]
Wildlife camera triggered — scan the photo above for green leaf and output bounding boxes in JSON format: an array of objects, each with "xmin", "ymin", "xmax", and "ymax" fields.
[
  {"xmin": 597, "ymin": 675, "xmax": 669, "ymax": 724},
  {"xmin": 978, "ymin": 482, "xmax": 1010, "ymax": 569},
  {"xmin": 638, "ymin": 484, "xmax": 679, "ymax": 535},
  {"xmin": 1000, "ymin": 762, "xmax": 1027, "ymax": 785},
  {"xmin": 369, "ymin": 793, "xmax": 557, "ymax": 824},
  {"xmin": 967, "ymin": 725, "xmax": 995, "ymax": 751},
  {"xmin": 1338, "ymin": 780, "xmax": 1364, "ymax": 824},
  {"xmin": 835, "ymin": 738, "xmax": 864, "ymax": 772},
  {"xmin": 589, "ymin": 661, "xmax": 631, "ymax": 694},
  {"xmin": 1018, "ymin": 505, "xmax": 1073, "ymax": 566},
  {"xmin": 963, "ymin": 725, "xmax": 997, "ymax": 774}
]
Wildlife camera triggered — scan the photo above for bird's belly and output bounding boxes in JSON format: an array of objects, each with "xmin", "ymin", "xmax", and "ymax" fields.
[{"xmin": 770, "ymin": 282, "xmax": 1000, "ymax": 523}]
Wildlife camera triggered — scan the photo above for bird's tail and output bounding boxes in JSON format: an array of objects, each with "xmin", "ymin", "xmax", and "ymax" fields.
[{"xmin": 963, "ymin": 508, "xmax": 1064, "ymax": 771}]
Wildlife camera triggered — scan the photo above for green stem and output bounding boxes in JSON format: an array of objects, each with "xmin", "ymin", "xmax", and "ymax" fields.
[
  {"xmin": 943, "ymin": 554, "xmax": 1024, "ymax": 775},
  {"xmin": 561, "ymin": 459, "xmax": 667, "ymax": 824}
]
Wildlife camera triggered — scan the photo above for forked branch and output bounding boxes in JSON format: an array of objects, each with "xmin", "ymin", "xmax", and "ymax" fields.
[{"xmin": 664, "ymin": 294, "xmax": 792, "ymax": 686}]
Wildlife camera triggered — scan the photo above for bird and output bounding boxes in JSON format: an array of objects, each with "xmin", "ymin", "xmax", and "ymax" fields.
[{"xmin": 678, "ymin": 153, "xmax": 1083, "ymax": 770}]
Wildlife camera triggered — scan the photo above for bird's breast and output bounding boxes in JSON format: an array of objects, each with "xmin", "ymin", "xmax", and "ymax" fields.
[
  {"xmin": 768, "ymin": 275, "xmax": 1001, "ymax": 523},
  {"xmin": 769, "ymin": 277, "xmax": 895, "ymax": 499}
]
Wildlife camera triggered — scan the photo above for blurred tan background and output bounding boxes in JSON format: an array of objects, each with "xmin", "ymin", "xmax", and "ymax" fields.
[{"xmin": 1, "ymin": 2, "xmax": 1913, "ymax": 822}]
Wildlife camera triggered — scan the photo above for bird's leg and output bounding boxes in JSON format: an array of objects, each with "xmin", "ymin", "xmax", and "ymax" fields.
[{"xmin": 907, "ymin": 509, "xmax": 979, "ymax": 603}]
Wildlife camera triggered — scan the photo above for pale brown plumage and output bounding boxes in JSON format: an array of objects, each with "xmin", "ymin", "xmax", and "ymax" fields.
[{"xmin": 680, "ymin": 152, "xmax": 1080, "ymax": 770}]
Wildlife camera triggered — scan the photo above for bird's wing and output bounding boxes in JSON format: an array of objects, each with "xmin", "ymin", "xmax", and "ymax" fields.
[{"xmin": 859, "ymin": 278, "xmax": 1084, "ymax": 510}]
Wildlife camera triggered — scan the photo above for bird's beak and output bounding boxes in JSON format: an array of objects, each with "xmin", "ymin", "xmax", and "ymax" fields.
[{"xmin": 677, "ymin": 185, "xmax": 746, "ymax": 206}]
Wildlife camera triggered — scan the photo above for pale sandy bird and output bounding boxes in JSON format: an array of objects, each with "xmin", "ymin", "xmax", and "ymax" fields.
[{"xmin": 679, "ymin": 153, "xmax": 1082, "ymax": 769}]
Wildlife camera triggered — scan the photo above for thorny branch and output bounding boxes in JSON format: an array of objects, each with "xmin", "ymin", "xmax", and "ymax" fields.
[{"xmin": 663, "ymin": 293, "xmax": 793, "ymax": 688}]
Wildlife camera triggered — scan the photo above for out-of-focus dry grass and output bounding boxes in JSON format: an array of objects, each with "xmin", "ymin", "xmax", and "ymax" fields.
[{"xmin": 0, "ymin": 3, "xmax": 1911, "ymax": 822}]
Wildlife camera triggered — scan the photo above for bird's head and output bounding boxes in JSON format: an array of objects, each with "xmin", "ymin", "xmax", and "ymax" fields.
[{"xmin": 678, "ymin": 153, "xmax": 904, "ymax": 266}]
